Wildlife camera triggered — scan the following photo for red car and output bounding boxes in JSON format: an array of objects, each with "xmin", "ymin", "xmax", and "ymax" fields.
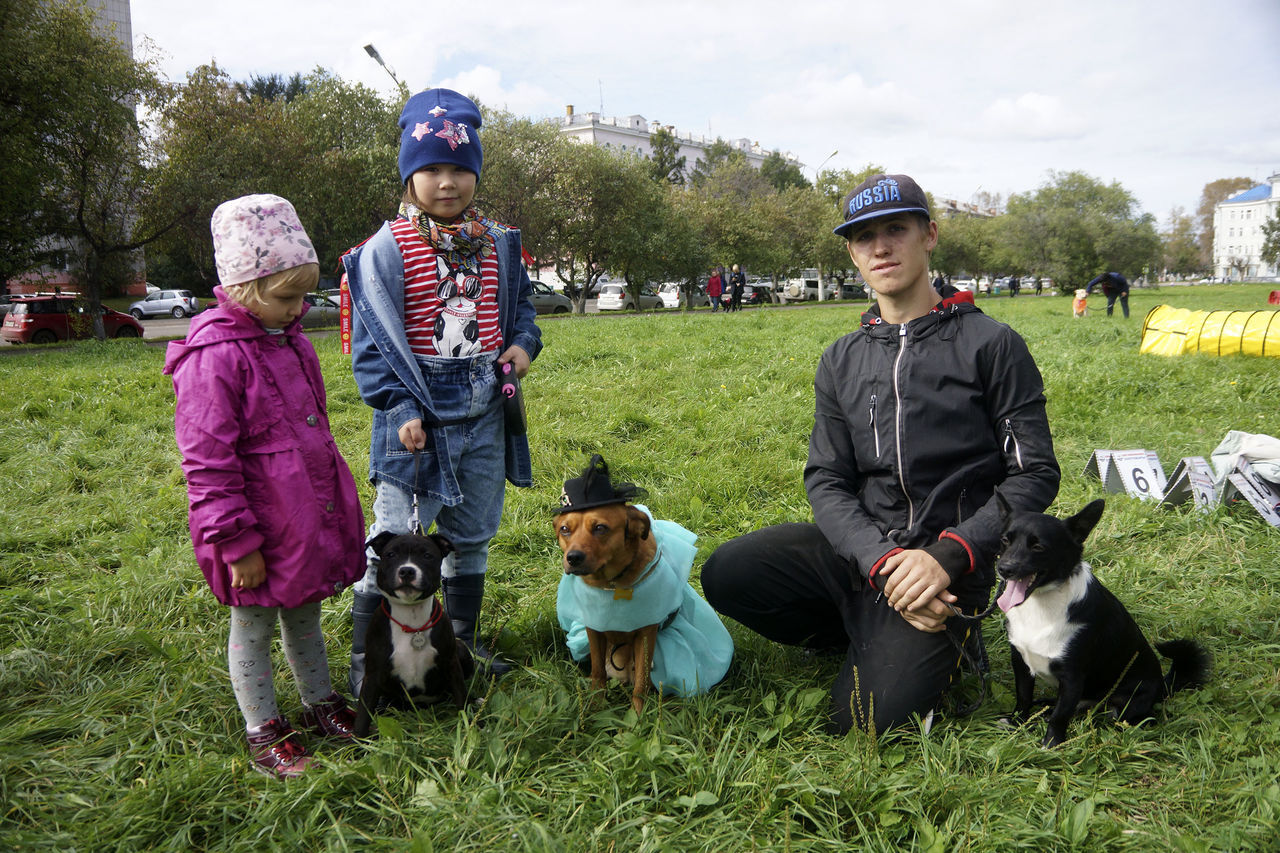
[{"xmin": 1, "ymin": 295, "xmax": 144, "ymax": 344}]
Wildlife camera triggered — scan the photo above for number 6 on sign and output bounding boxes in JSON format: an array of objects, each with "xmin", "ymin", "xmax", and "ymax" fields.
[{"xmin": 1103, "ymin": 449, "xmax": 1167, "ymax": 501}]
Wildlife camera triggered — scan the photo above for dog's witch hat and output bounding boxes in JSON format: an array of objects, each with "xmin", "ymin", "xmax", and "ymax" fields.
[{"xmin": 555, "ymin": 454, "xmax": 647, "ymax": 514}]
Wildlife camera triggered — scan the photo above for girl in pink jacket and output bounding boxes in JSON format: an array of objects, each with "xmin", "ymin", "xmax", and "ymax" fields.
[{"xmin": 164, "ymin": 195, "xmax": 366, "ymax": 779}]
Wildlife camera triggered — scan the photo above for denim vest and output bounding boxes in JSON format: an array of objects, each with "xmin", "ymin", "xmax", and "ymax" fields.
[{"xmin": 344, "ymin": 221, "xmax": 543, "ymax": 505}]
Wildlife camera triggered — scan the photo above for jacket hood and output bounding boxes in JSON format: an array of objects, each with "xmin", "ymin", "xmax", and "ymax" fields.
[
  {"xmin": 162, "ymin": 286, "xmax": 306, "ymax": 375},
  {"xmin": 860, "ymin": 285, "xmax": 981, "ymax": 337}
]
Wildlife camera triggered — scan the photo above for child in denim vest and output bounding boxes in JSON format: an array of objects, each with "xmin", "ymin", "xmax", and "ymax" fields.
[
  {"xmin": 342, "ymin": 89, "xmax": 542, "ymax": 693},
  {"xmin": 164, "ymin": 194, "xmax": 366, "ymax": 778}
]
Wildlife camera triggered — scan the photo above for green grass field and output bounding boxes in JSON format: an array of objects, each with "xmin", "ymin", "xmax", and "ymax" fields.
[{"xmin": 2, "ymin": 284, "xmax": 1278, "ymax": 851}]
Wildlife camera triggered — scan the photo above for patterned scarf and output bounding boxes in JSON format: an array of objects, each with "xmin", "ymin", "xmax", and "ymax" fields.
[{"xmin": 399, "ymin": 202, "xmax": 494, "ymax": 278}]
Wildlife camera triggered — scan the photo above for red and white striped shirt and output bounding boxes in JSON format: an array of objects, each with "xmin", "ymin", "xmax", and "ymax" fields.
[{"xmin": 389, "ymin": 218, "xmax": 502, "ymax": 358}]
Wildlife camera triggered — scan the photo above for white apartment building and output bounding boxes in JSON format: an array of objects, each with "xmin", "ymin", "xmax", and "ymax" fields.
[
  {"xmin": 550, "ymin": 105, "xmax": 800, "ymax": 175},
  {"xmin": 1212, "ymin": 172, "xmax": 1280, "ymax": 280}
]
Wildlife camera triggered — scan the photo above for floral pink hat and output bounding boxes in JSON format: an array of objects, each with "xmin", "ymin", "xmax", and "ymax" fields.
[{"xmin": 210, "ymin": 194, "xmax": 318, "ymax": 286}]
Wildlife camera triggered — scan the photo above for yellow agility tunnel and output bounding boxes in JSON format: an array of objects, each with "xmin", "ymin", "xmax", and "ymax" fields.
[{"xmin": 1140, "ymin": 304, "xmax": 1280, "ymax": 358}]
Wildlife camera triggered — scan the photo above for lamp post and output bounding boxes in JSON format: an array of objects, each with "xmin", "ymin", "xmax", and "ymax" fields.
[{"xmin": 363, "ymin": 43, "xmax": 410, "ymax": 97}]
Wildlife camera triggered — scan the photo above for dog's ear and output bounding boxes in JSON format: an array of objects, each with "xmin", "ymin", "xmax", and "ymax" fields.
[
  {"xmin": 429, "ymin": 533, "xmax": 456, "ymax": 556},
  {"xmin": 367, "ymin": 530, "xmax": 396, "ymax": 558},
  {"xmin": 995, "ymin": 491, "xmax": 1013, "ymax": 527},
  {"xmin": 624, "ymin": 505, "xmax": 651, "ymax": 541},
  {"xmin": 1065, "ymin": 499, "xmax": 1105, "ymax": 545}
]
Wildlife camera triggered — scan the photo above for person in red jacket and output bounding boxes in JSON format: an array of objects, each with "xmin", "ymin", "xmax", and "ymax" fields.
[{"xmin": 707, "ymin": 266, "xmax": 724, "ymax": 312}]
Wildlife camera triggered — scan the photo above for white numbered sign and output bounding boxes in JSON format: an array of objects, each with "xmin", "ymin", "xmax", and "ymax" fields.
[
  {"xmin": 1099, "ymin": 449, "xmax": 1166, "ymax": 502},
  {"xmin": 1160, "ymin": 457, "xmax": 1217, "ymax": 513}
]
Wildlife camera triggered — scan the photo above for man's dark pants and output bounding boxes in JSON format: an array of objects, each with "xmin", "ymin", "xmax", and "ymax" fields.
[{"xmin": 702, "ymin": 523, "xmax": 980, "ymax": 735}]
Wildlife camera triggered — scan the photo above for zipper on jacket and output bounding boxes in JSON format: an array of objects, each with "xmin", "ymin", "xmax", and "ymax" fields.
[
  {"xmin": 868, "ymin": 394, "xmax": 881, "ymax": 458},
  {"xmin": 893, "ymin": 325, "xmax": 915, "ymax": 529},
  {"xmin": 1002, "ymin": 419, "xmax": 1025, "ymax": 470}
]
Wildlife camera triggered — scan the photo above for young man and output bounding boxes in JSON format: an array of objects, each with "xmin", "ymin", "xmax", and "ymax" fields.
[{"xmin": 702, "ymin": 173, "xmax": 1060, "ymax": 735}]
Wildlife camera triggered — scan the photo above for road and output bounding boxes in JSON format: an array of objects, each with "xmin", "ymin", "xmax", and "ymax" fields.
[{"xmin": 138, "ymin": 300, "xmax": 611, "ymax": 340}]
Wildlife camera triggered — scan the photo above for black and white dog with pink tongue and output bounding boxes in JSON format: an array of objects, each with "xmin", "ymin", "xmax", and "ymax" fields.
[{"xmin": 994, "ymin": 494, "xmax": 1210, "ymax": 747}]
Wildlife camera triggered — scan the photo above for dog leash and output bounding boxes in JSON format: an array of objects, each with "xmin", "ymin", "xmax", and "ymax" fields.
[
  {"xmin": 409, "ymin": 449, "xmax": 424, "ymax": 535},
  {"xmin": 946, "ymin": 579, "xmax": 1007, "ymax": 622}
]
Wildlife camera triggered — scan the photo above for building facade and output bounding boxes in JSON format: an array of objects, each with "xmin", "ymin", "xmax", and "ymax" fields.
[
  {"xmin": 1212, "ymin": 173, "xmax": 1280, "ymax": 281},
  {"xmin": 550, "ymin": 106, "xmax": 800, "ymax": 175}
]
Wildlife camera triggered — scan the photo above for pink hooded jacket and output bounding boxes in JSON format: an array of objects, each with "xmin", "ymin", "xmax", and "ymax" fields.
[{"xmin": 163, "ymin": 292, "xmax": 365, "ymax": 608}]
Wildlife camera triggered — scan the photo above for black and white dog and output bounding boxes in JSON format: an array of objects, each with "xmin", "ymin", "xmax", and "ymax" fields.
[
  {"xmin": 995, "ymin": 495, "xmax": 1210, "ymax": 747},
  {"xmin": 353, "ymin": 531, "xmax": 474, "ymax": 737}
]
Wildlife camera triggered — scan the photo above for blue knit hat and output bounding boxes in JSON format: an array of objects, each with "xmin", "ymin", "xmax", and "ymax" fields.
[{"xmin": 397, "ymin": 88, "xmax": 483, "ymax": 184}]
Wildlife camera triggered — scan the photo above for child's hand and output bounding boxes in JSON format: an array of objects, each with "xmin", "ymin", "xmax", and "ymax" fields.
[
  {"xmin": 398, "ymin": 418, "xmax": 427, "ymax": 451},
  {"xmin": 230, "ymin": 550, "xmax": 266, "ymax": 590},
  {"xmin": 497, "ymin": 345, "xmax": 531, "ymax": 378}
]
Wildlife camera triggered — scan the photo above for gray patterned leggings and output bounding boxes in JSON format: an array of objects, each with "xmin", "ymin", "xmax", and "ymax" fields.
[{"xmin": 227, "ymin": 602, "xmax": 335, "ymax": 730}]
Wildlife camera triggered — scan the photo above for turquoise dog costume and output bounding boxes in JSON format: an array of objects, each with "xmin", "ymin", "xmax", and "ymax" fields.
[{"xmin": 555, "ymin": 457, "xmax": 733, "ymax": 698}]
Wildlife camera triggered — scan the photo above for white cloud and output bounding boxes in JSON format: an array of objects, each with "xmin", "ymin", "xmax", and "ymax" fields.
[{"xmin": 980, "ymin": 93, "xmax": 1088, "ymax": 141}]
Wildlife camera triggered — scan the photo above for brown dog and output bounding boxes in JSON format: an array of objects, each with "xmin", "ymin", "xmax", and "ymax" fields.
[{"xmin": 555, "ymin": 502, "xmax": 660, "ymax": 713}]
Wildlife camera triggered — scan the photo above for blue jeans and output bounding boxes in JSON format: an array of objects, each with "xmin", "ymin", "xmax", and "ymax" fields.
[{"xmin": 357, "ymin": 356, "xmax": 507, "ymax": 592}]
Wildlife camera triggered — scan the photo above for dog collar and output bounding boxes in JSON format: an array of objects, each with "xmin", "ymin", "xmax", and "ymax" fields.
[
  {"xmin": 382, "ymin": 597, "xmax": 444, "ymax": 633},
  {"xmin": 604, "ymin": 544, "xmax": 663, "ymax": 600}
]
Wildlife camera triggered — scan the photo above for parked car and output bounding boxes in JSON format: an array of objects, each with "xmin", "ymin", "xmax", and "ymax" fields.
[
  {"xmin": 951, "ymin": 279, "xmax": 977, "ymax": 293},
  {"xmin": 530, "ymin": 281, "xmax": 572, "ymax": 314},
  {"xmin": 779, "ymin": 270, "xmax": 839, "ymax": 302},
  {"xmin": 300, "ymin": 292, "xmax": 341, "ymax": 328},
  {"xmin": 597, "ymin": 283, "xmax": 663, "ymax": 311},
  {"xmin": 2, "ymin": 295, "xmax": 143, "ymax": 344},
  {"xmin": 839, "ymin": 281, "xmax": 868, "ymax": 300},
  {"xmin": 129, "ymin": 289, "xmax": 201, "ymax": 319},
  {"xmin": 658, "ymin": 282, "xmax": 709, "ymax": 308},
  {"xmin": 739, "ymin": 283, "xmax": 772, "ymax": 306}
]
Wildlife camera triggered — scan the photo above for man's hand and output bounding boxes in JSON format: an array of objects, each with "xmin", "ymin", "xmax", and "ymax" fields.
[
  {"xmin": 230, "ymin": 550, "xmax": 266, "ymax": 590},
  {"xmin": 878, "ymin": 548, "xmax": 957, "ymax": 633},
  {"xmin": 398, "ymin": 417, "xmax": 427, "ymax": 451}
]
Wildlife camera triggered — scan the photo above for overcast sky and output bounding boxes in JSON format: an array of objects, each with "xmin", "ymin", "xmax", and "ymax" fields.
[{"xmin": 131, "ymin": 0, "xmax": 1279, "ymax": 226}]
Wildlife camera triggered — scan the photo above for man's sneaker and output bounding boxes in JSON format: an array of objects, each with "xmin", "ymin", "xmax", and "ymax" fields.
[
  {"xmin": 298, "ymin": 692, "xmax": 357, "ymax": 741},
  {"xmin": 246, "ymin": 718, "xmax": 312, "ymax": 779}
]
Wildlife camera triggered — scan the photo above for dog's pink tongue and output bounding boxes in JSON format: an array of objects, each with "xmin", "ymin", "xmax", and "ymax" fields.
[{"xmin": 998, "ymin": 578, "xmax": 1031, "ymax": 612}]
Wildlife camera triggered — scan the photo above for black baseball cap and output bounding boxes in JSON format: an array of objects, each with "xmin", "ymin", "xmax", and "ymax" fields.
[{"xmin": 833, "ymin": 173, "xmax": 931, "ymax": 239}]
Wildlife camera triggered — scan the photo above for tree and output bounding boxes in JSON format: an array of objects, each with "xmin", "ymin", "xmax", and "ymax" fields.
[
  {"xmin": 647, "ymin": 126, "xmax": 686, "ymax": 185},
  {"xmin": 933, "ymin": 214, "xmax": 997, "ymax": 280},
  {"xmin": 146, "ymin": 66, "xmax": 401, "ymax": 289},
  {"xmin": 687, "ymin": 138, "xmax": 747, "ymax": 186},
  {"xmin": 1196, "ymin": 177, "xmax": 1254, "ymax": 267},
  {"xmin": 479, "ymin": 110, "xmax": 577, "ymax": 266},
  {"xmin": 1001, "ymin": 171, "xmax": 1159, "ymax": 292},
  {"xmin": 759, "ymin": 151, "xmax": 810, "ymax": 192},
  {"xmin": 0, "ymin": 0, "xmax": 68, "ymax": 283},
  {"xmin": 1160, "ymin": 207, "xmax": 1203, "ymax": 278},
  {"xmin": 1, "ymin": 0, "xmax": 175, "ymax": 325},
  {"xmin": 540, "ymin": 144, "xmax": 646, "ymax": 312},
  {"xmin": 235, "ymin": 72, "xmax": 308, "ymax": 103},
  {"xmin": 1261, "ymin": 209, "xmax": 1280, "ymax": 270}
]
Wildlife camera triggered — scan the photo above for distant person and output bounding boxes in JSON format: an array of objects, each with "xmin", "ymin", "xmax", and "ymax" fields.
[
  {"xmin": 932, "ymin": 275, "xmax": 945, "ymax": 290},
  {"xmin": 707, "ymin": 266, "xmax": 724, "ymax": 313},
  {"xmin": 1085, "ymin": 271, "xmax": 1130, "ymax": 318},
  {"xmin": 728, "ymin": 264, "xmax": 746, "ymax": 312},
  {"xmin": 342, "ymin": 88, "xmax": 543, "ymax": 690},
  {"xmin": 701, "ymin": 173, "xmax": 1059, "ymax": 736},
  {"xmin": 1034, "ymin": 277, "xmax": 1042, "ymax": 296},
  {"xmin": 164, "ymin": 194, "xmax": 367, "ymax": 778},
  {"xmin": 1009, "ymin": 275, "xmax": 1020, "ymax": 297}
]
